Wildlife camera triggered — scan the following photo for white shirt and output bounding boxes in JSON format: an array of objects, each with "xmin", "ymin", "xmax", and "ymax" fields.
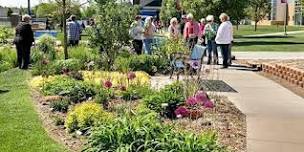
[{"xmin": 215, "ymin": 21, "xmax": 233, "ymax": 44}]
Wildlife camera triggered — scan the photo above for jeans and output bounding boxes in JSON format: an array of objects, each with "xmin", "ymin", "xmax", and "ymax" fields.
[
  {"xmin": 133, "ymin": 39, "xmax": 143, "ymax": 55},
  {"xmin": 143, "ymin": 38, "xmax": 153, "ymax": 55},
  {"xmin": 228, "ymin": 43, "xmax": 232, "ymax": 65},
  {"xmin": 218, "ymin": 44, "xmax": 230, "ymax": 67},
  {"xmin": 16, "ymin": 43, "xmax": 31, "ymax": 69},
  {"xmin": 207, "ymin": 40, "xmax": 218, "ymax": 64}
]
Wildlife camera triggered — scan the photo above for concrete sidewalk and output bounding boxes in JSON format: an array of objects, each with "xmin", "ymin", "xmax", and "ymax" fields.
[
  {"xmin": 233, "ymin": 52, "xmax": 304, "ymax": 60},
  {"xmin": 243, "ymin": 30, "xmax": 304, "ymax": 37},
  {"xmin": 220, "ymin": 68, "xmax": 304, "ymax": 152}
]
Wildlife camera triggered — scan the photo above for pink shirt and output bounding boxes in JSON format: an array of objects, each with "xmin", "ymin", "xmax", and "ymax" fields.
[
  {"xmin": 183, "ymin": 21, "xmax": 199, "ymax": 39},
  {"xmin": 198, "ymin": 23, "xmax": 205, "ymax": 38}
]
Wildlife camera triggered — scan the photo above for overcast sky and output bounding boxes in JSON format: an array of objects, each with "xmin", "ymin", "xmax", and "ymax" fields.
[{"xmin": 0, "ymin": 0, "xmax": 88, "ymax": 7}]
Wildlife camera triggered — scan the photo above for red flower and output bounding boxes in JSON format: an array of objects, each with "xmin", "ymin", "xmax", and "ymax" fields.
[
  {"xmin": 127, "ymin": 72, "xmax": 136, "ymax": 80},
  {"xmin": 186, "ymin": 97, "xmax": 198, "ymax": 106},
  {"xmin": 104, "ymin": 80, "xmax": 112, "ymax": 89},
  {"xmin": 204, "ymin": 100, "xmax": 214, "ymax": 109},
  {"xmin": 175, "ymin": 106, "xmax": 190, "ymax": 118}
]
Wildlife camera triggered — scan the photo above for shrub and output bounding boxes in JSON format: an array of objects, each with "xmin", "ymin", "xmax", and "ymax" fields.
[
  {"xmin": 0, "ymin": 26, "xmax": 13, "ymax": 44},
  {"xmin": 0, "ymin": 46, "xmax": 17, "ymax": 68},
  {"xmin": 52, "ymin": 59, "xmax": 82, "ymax": 74},
  {"xmin": 84, "ymin": 108, "xmax": 225, "ymax": 152},
  {"xmin": 0, "ymin": 61, "xmax": 13, "ymax": 72},
  {"xmin": 122, "ymin": 85, "xmax": 154, "ymax": 101},
  {"xmin": 65, "ymin": 102, "xmax": 112, "ymax": 132},
  {"xmin": 42, "ymin": 76, "xmax": 95, "ymax": 103},
  {"xmin": 49, "ymin": 99, "xmax": 70, "ymax": 113},
  {"xmin": 95, "ymin": 88, "xmax": 110, "ymax": 105},
  {"xmin": 36, "ymin": 35, "xmax": 57, "ymax": 60},
  {"xmin": 69, "ymin": 46, "xmax": 100, "ymax": 69}
]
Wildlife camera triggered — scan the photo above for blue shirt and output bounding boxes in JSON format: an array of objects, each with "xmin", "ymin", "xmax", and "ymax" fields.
[{"xmin": 67, "ymin": 21, "xmax": 81, "ymax": 41}]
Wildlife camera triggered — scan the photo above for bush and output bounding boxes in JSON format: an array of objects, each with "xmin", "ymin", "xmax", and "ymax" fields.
[
  {"xmin": 36, "ymin": 35, "xmax": 57, "ymax": 60},
  {"xmin": 0, "ymin": 26, "xmax": 13, "ymax": 44},
  {"xmin": 50, "ymin": 99, "xmax": 70, "ymax": 113},
  {"xmin": 121, "ymin": 85, "xmax": 154, "ymax": 101},
  {"xmin": 65, "ymin": 102, "xmax": 112, "ymax": 132},
  {"xmin": 95, "ymin": 88, "xmax": 110, "ymax": 105},
  {"xmin": 0, "ymin": 46, "xmax": 17, "ymax": 68},
  {"xmin": 69, "ymin": 46, "xmax": 100, "ymax": 69},
  {"xmin": 84, "ymin": 108, "xmax": 225, "ymax": 152},
  {"xmin": 114, "ymin": 55, "xmax": 170, "ymax": 75},
  {"xmin": 0, "ymin": 61, "xmax": 13, "ymax": 72},
  {"xmin": 52, "ymin": 59, "xmax": 82, "ymax": 74},
  {"xmin": 42, "ymin": 76, "xmax": 95, "ymax": 103}
]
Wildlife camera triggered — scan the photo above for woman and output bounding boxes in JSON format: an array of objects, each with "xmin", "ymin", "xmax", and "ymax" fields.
[
  {"xmin": 215, "ymin": 13, "xmax": 233, "ymax": 68},
  {"xmin": 130, "ymin": 15, "xmax": 144, "ymax": 55},
  {"xmin": 13, "ymin": 14, "xmax": 34, "ymax": 70},
  {"xmin": 143, "ymin": 17, "xmax": 155, "ymax": 55},
  {"xmin": 183, "ymin": 13, "xmax": 199, "ymax": 50},
  {"xmin": 198, "ymin": 18, "xmax": 206, "ymax": 46},
  {"xmin": 168, "ymin": 17, "xmax": 179, "ymax": 39},
  {"xmin": 204, "ymin": 15, "xmax": 218, "ymax": 65}
]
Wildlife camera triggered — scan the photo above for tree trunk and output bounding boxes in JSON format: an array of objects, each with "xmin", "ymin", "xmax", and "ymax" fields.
[
  {"xmin": 254, "ymin": 21, "xmax": 258, "ymax": 31},
  {"xmin": 236, "ymin": 19, "xmax": 239, "ymax": 30},
  {"xmin": 63, "ymin": 0, "xmax": 68, "ymax": 59}
]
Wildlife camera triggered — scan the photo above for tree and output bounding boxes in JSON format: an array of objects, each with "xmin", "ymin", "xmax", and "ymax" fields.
[
  {"xmin": 160, "ymin": 0, "xmax": 180, "ymax": 24},
  {"xmin": 225, "ymin": 0, "xmax": 248, "ymax": 30},
  {"xmin": 248, "ymin": 0, "xmax": 271, "ymax": 31},
  {"xmin": 88, "ymin": 0, "xmax": 139, "ymax": 69},
  {"xmin": 7, "ymin": 8, "xmax": 13, "ymax": 17},
  {"xmin": 81, "ymin": 5, "xmax": 96, "ymax": 19}
]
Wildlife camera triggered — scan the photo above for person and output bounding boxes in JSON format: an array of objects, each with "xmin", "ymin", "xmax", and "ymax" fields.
[
  {"xmin": 168, "ymin": 17, "xmax": 179, "ymax": 39},
  {"xmin": 67, "ymin": 15, "xmax": 81, "ymax": 46},
  {"xmin": 204, "ymin": 15, "xmax": 218, "ymax": 65},
  {"xmin": 179, "ymin": 15, "xmax": 187, "ymax": 35},
  {"xmin": 198, "ymin": 18, "xmax": 206, "ymax": 46},
  {"xmin": 130, "ymin": 15, "xmax": 144, "ymax": 55},
  {"xmin": 13, "ymin": 14, "xmax": 34, "ymax": 70},
  {"xmin": 227, "ymin": 16, "xmax": 233, "ymax": 65},
  {"xmin": 215, "ymin": 13, "xmax": 233, "ymax": 68},
  {"xmin": 143, "ymin": 16, "xmax": 155, "ymax": 55},
  {"xmin": 183, "ymin": 13, "xmax": 199, "ymax": 50}
]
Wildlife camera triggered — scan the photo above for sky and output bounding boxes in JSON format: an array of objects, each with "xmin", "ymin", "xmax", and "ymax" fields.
[{"xmin": 0, "ymin": 0, "xmax": 88, "ymax": 7}]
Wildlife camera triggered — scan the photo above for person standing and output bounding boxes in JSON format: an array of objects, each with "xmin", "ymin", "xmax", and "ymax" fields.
[
  {"xmin": 183, "ymin": 13, "xmax": 199, "ymax": 50},
  {"xmin": 204, "ymin": 15, "xmax": 219, "ymax": 65},
  {"xmin": 215, "ymin": 13, "xmax": 233, "ymax": 68},
  {"xmin": 198, "ymin": 18, "xmax": 206, "ymax": 46},
  {"xmin": 130, "ymin": 15, "xmax": 144, "ymax": 55},
  {"xmin": 143, "ymin": 17, "xmax": 155, "ymax": 55},
  {"xmin": 67, "ymin": 15, "xmax": 81, "ymax": 46},
  {"xmin": 13, "ymin": 14, "xmax": 34, "ymax": 70},
  {"xmin": 168, "ymin": 17, "xmax": 179, "ymax": 39}
]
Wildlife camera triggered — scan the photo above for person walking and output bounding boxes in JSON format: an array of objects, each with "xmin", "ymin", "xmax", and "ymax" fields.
[
  {"xmin": 130, "ymin": 15, "xmax": 144, "ymax": 55},
  {"xmin": 183, "ymin": 13, "xmax": 199, "ymax": 50},
  {"xmin": 204, "ymin": 15, "xmax": 219, "ymax": 65},
  {"xmin": 143, "ymin": 17, "xmax": 155, "ymax": 55},
  {"xmin": 13, "ymin": 14, "xmax": 34, "ymax": 70},
  {"xmin": 215, "ymin": 13, "xmax": 233, "ymax": 68},
  {"xmin": 168, "ymin": 17, "xmax": 179, "ymax": 39},
  {"xmin": 67, "ymin": 15, "xmax": 81, "ymax": 46}
]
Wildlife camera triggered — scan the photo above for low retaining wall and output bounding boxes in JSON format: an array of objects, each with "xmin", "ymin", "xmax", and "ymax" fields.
[{"xmin": 262, "ymin": 63, "xmax": 304, "ymax": 88}]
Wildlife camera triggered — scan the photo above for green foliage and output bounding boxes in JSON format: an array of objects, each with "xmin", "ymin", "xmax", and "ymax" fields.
[
  {"xmin": 160, "ymin": 38, "xmax": 188, "ymax": 55},
  {"xmin": 0, "ymin": 46, "xmax": 17, "ymax": 69},
  {"xmin": 160, "ymin": 0, "xmax": 181, "ymax": 23},
  {"xmin": 247, "ymin": 0, "xmax": 271, "ymax": 30},
  {"xmin": 0, "ymin": 26, "xmax": 13, "ymax": 44},
  {"xmin": 69, "ymin": 46, "xmax": 100, "ymax": 69},
  {"xmin": 65, "ymin": 102, "xmax": 112, "ymax": 132},
  {"xmin": 95, "ymin": 88, "xmax": 110, "ymax": 104},
  {"xmin": 42, "ymin": 76, "xmax": 95, "ymax": 103},
  {"xmin": 84, "ymin": 108, "xmax": 225, "ymax": 152},
  {"xmin": 121, "ymin": 85, "xmax": 154, "ymax": 101},
  {"xmin": 52, "ymin": 59, "xmax": 82, "ymax": 74},
  {"xmin": 0, "ymin": 61, "xmax": 13, "ymax": 73},
  {"xmin": 50, "ymin": 98, "xmax": 70, "ymax": 113},
  {"xmin": 36, "ymin": 35, "xmax": 57, "ymax": 61},
  {"xmin": 114, "ymin": 55, "xmax": 170, "ymax": 75}
]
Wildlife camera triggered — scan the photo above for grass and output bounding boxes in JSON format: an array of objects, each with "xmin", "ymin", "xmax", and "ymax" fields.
[
  {"xmin": 233, "ymin": 25, "xmax": 304, "ymax": 52},
  {"xmin": 0, "ymin": 69, "xmax": 66, "ymax": 152}
]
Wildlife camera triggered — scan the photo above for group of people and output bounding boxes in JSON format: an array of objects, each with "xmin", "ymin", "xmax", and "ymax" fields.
[{"xmin": 168, "ymin": 13, "xmax": 233, "ymax": 68}]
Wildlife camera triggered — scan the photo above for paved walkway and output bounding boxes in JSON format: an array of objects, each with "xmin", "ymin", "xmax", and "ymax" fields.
[
  {"xmin": 233, "ymin": 52, "xmax": 304, "ymax": 60},
  {"xmin": 220, "ymin": 67, "xmax": 304, "ymax": 152},
  {"xmin": 243, "ymin": 30, "xmax": 304, "ymax": 37}
]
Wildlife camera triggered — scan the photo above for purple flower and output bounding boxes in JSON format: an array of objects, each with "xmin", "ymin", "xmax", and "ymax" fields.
[
  {"xmin": 195, "ymin": 91, "xmax": 208, "ymax": 103},
  {"xmin": 190, "ymin": 60, "xmax": 201, "ymax": 70},
  {"xmin": 204, "ymin": 100, "xmax": 214, "ymax": 109},
  {"xmin": 127, "ymin": 72, "xmax": 136, "ymax": 80},
  {"xmin": 186, "ymin": 97, "xmax": 198, "ymax": 106},
  {"xmin": 175, "ymin": 106, "xmax": 190, "ymax": 118},
  {"xmin": 103, "ymin": 80, "xmax": 112, "ymax": 89}
]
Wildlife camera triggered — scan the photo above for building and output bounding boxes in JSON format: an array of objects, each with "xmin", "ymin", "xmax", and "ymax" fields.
[
  {"xmin": 259, "ymin": 0, "xmax": 303, "ymax": 25},
  {"xmin": 0, "ymin": 7, "xmax": 20, "ymax": 17}
]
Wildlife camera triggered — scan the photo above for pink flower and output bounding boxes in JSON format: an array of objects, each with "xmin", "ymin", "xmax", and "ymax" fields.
[
  {"xmin": 204, "ymin": 100, "xmax": 214, "ymax": 109},
  {"xmin": 195, "ymin": 91, "xmax": 208, "ymax": 103},
  {"xmin": 127, "ymin": 72, "xmax": 136, "ymax": 80},
  {"xmin": 186, "ymin": 97, "xmax": 198, "ymax": 106},
  {"xmin": 175, "ymin": 106, "xmax": 190, "ymax": 118},
  {"xmin": 103, "ymin": 80, "xmax": 112, "ymax": 89}
]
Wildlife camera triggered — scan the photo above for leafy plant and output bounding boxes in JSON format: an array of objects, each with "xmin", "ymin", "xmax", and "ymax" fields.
[
  {"xmin": 36, "ymin": 35, "xmax": 57, "ymax": 61},
  {"xmin": 42, "ymin": 76, "xmax": 95, "ymax": 103},
  {"xmin": 52, "ymin": 59, "xmax": 82, "ymax": 74},
  {"xmin": 160, "ymin": 38, "xmax": 188, "ymax": 55},
  {"xmin": 65, "ymin": 102, "xmax": 113, "ymax": 133},
  {"xmin": 0, "ymin": 26, "xmax": 13, "ymax": 44},
  {"xmin": 0, "ymin": 61, "xmax": 12, "ymax": 72},
  {"xmin": 69, "ymin": 46, "xmax": 100, "ymax": 69},
  {"xmin": 50, "ymin": 98, "xmax": 70, "ymax": 113},
  {"xmin": 121, "ymin": 85, "xmax": 154, "ymax": 101},
  {"xmin": 0, "ymin": 46, "xmax": 17, "ymax": 68}
]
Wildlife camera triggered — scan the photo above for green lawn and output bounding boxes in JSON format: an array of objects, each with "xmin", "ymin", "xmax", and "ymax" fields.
[
  {"xmin": 0, "ymin": 69, "xmax": 66, "ymax": 152},
  {"xmin": 233, "ymin": 25, "xmax": 304, "ymax": 52}
]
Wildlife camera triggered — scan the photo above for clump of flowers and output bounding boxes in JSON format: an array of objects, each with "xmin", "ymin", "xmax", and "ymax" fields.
[
  {"xmin": 127, "ymin": 72, "xmax": 136, "ymax": 80},
  {"xmin": 175, "ymin": 90, "xmax": 214, "ymax": 119},
  {"xmin": 103, "ymin": 80, "xmax": 113, "ymax": 89}
]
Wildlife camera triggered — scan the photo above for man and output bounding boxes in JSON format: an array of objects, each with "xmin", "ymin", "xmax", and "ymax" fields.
[
  {"xmin": 13, "ymin": 14, "xmax": 34, "ymax": 69},
  {"xmin": 215, "ymin": 13, "xmax": 233, "ymax": 68},
  {"xmin": 67, "ymin": 15, "xmax": 81, "ymax": 46}
]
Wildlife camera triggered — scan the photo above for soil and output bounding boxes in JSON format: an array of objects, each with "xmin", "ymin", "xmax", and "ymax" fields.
[{"xmin": 31, "ymin": 90, "xmax": 85, "ymax": 152}]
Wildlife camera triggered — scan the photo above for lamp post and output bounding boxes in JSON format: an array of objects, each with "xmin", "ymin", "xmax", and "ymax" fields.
[{"xmin": 28, "ymin": 0, "xmax": 31, "ymax": 15}]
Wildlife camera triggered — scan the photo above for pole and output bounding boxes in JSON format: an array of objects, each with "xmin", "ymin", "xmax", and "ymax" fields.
[
  {"xmin": 28, "ymin": 0, "xmax": 31, "ymax": 15},
  {"xmin": 63, "ymin": 0, "xmax": 68, "ymax": 59},
  {"xmin": 284, "ymin": 2, "xmax": 288, "ymax": 36}
]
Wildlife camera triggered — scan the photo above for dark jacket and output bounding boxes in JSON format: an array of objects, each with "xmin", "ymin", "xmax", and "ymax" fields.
[{"xmin": 14, "ymin": 22, "xmax": 34, "ymax": 45}]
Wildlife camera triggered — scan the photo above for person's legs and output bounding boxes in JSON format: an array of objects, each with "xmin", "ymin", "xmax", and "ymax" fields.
[
  {"xmin": 75, "ymin": 40, "xmax": 79, "ymax": 46},
  {"xmin": 144, "ymin": 39, "xmax": 153, "ymax": 55},
  {"xmin": 22, "ymin": 45, "xmax": 31, "ymax": 69},
  {"xmin": 220, "ymin": 44, "xmax": 229, "ymax": 68},
  {"xmin": 207, "ymin": 40, "xmax": 212, "ymax": 64},
  {"xmin": 16, "ymin": 44, "xmax": 23, "ymax": 69},
  {"xmin": 228, "ymin": 43, "xmax": 232, "ymax": 65},
  {"xmin": 133, "ymin": 39, "xmax": 142, "ymax": 55},
  {"xmin": 211, "ymin": 40, "xmax": 218, "ymax": 64}
]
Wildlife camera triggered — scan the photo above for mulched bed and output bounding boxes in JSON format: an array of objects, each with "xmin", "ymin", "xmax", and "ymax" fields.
[{"xmin": 32, "ymin": 90, "xmax": 85, "ymax": 152}]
